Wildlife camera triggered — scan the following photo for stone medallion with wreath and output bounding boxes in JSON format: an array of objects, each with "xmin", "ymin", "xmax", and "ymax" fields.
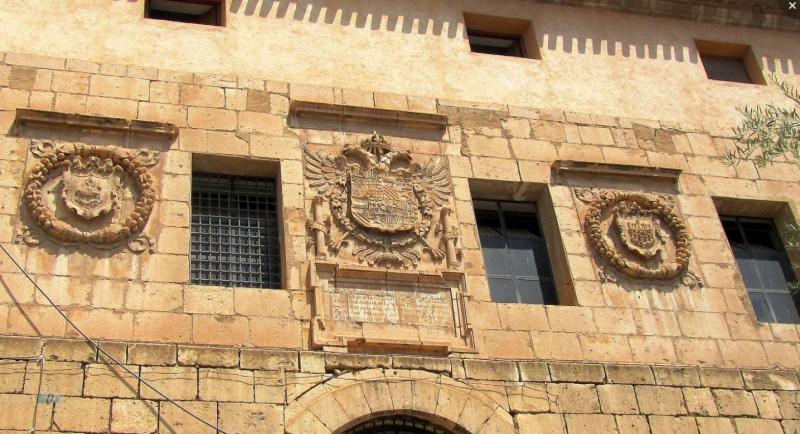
[
  {"xmin": 575, "ymin": 188, "xmax": 701, "ymax": 288},
  {"xmin": 18, "ymin": 140, "xmax": 158, "ymax": 253},
  {"xmin": 304, "ymin": 132, "xmax": 460, "ymax": 268}
]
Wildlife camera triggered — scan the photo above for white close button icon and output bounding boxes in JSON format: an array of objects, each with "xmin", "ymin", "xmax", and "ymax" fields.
[{"xmin": 791, "ymin": 1, "xmax": 798, "ymax": 9}]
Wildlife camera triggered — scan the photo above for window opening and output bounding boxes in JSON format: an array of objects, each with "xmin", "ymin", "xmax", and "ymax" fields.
[
  {"xmin": 695, "ymin": 40, "xmax": 764, "ymax": 84},
  {"xmin": 191, "ymin": 173, "xmax": 280, "ymax": 288},
  {"xmin": 146, "ymin": 0, "xmax": 223, "ymax": 26},
  {"xmin": 463, "ymin": 12, "xmax": 540, "ymax": 59},
  {"xmin": 467, "ymin": 31, "xmax": 526, "ymax": 57},
  {"xmin": 721, "ymin": 216, "xmax": 799, "ymax": 323},
  {"xmin": 475, "ymin": 200, "xmax": 557, "ymax": 304}
]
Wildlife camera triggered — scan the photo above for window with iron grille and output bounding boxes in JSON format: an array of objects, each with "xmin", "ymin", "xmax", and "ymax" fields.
[
  {"xmin": 721, "ymin": 216, "xmax": 799, "ymax": 324},
  {"xmin": 191, "ymin": 173, "xmax": 280, "ymax": 289},
  {"xmin": 475, "ymin": 200, "xmax": 557, "ymax": 304}
]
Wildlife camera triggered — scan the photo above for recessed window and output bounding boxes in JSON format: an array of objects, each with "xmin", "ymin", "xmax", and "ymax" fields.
[
  {"xmin": 475, "ymin": 200, "xmax": 557, "ymax": 304},
  {"xmin": 464, "ymin": 13, "xmax": 540, "ymax": 59},
  {"xmin": 146, "ymin": 0, "xmax": 223, "ymax": 26},
  {"xmin": 721, "ymin": 216, "xmax": 799, "ymax": 324},
  {"xmin": 191, "ymin": 173, "xmax": 281, "ymax": 289},
  {"xmin": 696, "ymin": 40, "xmax": 764, "ymax": 84},
  {"xmin": 468, "ymin": 32, "xmax": 526, "ymax": 57}
]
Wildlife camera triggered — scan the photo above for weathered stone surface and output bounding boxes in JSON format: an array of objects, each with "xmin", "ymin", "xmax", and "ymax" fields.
[
  {"xmin": 699, "ymin": 368, "xmax": 744, "ymax": 389},
  {"xmin": 519, "ymin": 362, "xmax": 550, "ymax": 382},
  {"xmin": 634, "ymin": 385, "xmax": 687, "ymax": 415},
  {"xmin": 606, "ymin": 365, "xmax": 654, "ymax": 385},
  {"xmin": 597, "ymin": 384, "xmax": 639, "ymax": 414},
  {"xmin": 464, "ymin": 360, "xmax": 519, "ymax": 381},
  {"xmin": 393, "ymin": 356, "xmax": 451, "ymax": 373},
  {"xmin": 198, "ymin": 368, "xmax": 255, "ymax": 402},
  {"xmin": 549, "ymin": 362, "xmax": 605, "ymax": 383},
  {"xmin": 325, "ymin": 353, "xmax": 391, "ymax": 371},
  {"xmin": 178, "ymin": 346, "xmax": 239, "ymax": 368},
  {"xmin": 742, "ymin": 370, "xmax": 799, "ymax": 391},
  {"xmin": 219, "ymin": 402, "xmax": 284, "ymax": 434},
  {"xmin": 52, "ymin": 397, "xmax": 109, "ymax": 433},
  {"xmin": 683, "ymin": 387, "xmax": 719, "ymax": 416},
  {"xmin": 547, "ymin": 383, "xmax": 600, "ymax": 413},
  {"xmin": 241, "ymin": 349, "xmax": 299, "ymax": 371},
  {"xmin": 653, "ymin": 366, "xmax": 701, "ymax": 387},
  {"xmin": 713, "ymin": 389, "xmax": 758, "ymax": 417},
  {"xmin": 83, "ymin": 364, "xmax": 139, "ymax": 398},
  {"xmin": 140, "ymin": 366, "xmax": 198, "ymax": 400},
  {"xmin": 110, "ymin": 399, "xmax": 158, "ymax": 433},
  {"xmin": 128, "ymin": 343, "xmax": 176, "ymax": 366}
]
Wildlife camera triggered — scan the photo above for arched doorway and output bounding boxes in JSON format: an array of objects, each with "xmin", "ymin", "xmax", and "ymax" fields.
[
  {"xmin": 338, "ymin": 414, "xmax": 466, "ymax": 434},
  {"xmin": 283, "ymin": 368, "xmax": 517, "ymax": 434}
]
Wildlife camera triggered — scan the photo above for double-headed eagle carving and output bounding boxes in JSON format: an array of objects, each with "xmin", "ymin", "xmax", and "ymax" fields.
[{"xmin": 304, "ymin": 132, "xmax": 453, "ymax": 267}]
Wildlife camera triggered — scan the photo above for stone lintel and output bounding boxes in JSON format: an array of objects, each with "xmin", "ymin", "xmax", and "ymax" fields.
[
  {"xmin": 290, "ymin": 100, "xmax": 448, "ymax": 132},
  {"xmin": 553, "ymin": 159, "xmax": 682, "ymax": 179},
  {"xmin": 15, "ymin": 108, "xmax": 179, "ymax": 139}
]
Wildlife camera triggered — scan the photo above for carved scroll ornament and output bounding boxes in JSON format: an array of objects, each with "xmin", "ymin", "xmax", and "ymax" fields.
[
  {"xmin": 576, "ymin": 188, "xmax": 700, "ymax": 287},
  {"xmin": 21, "ymin": 141, "xmax": 158, "ymax": 252},
  {"xmin": 304, "ymin": 132, "xmax": 458, "ymax": 268}
]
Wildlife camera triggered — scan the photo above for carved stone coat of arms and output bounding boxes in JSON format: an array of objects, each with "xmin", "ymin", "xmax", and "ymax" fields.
[{"xmin": 304, "ymin": 133, "xmax": 458, "ymax": 268}]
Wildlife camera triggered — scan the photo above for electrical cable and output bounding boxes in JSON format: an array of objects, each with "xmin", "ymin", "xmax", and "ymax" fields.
[{"xmin": 0, "ymin": 243, "xmax": 227, "ymax": 434}]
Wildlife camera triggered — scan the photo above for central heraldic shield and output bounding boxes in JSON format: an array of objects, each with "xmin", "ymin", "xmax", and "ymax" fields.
[
  {"xmin": 349, "ymin": 168, "xmax": 419, "ymax": 233},
  {"xmin": 304, "ymin": 132, "xmax": 452, "ymax": 267},
  {"xmin": 61, "ymin": 155, "xmax": 124, "ymax": 220}
]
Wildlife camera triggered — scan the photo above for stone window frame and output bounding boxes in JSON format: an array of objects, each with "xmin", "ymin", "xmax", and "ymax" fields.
[
  {"xmin": 695, "ymin": 39, "xmax": 765, "ymax": 85},
  {"xmin": 713, "ymin": 197, "xmax": 800, "ymax": 323},
  {"xmin": 190, "ymin": 153, "xmax": 286, "ymax": 290},
  {"xmin": 463, "ymin": 12, "xmax": 542, "ymax": 60},
  {"xmin": 469, "ymin": 179, "xmax": 573, "ymax": 305}
]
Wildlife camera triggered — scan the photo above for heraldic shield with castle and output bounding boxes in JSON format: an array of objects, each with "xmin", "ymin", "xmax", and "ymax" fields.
[{"xmin": 304, "ymin": 132, "xmax": 458, "ymax": 268}]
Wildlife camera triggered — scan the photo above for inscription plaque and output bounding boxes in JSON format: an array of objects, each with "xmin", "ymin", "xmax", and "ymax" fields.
[{"xmin": 310, "ymin": 263, "xmax": 475, "ymax": 353}]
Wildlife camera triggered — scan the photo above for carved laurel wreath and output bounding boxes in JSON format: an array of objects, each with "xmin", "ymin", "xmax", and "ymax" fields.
[
  {"xmin": 578, "ymin": 189, "xmax": 692, "ymax": 281},
  {"xmin": 23, "ymin": 142, "xmax": 157, "ymax": 251}
]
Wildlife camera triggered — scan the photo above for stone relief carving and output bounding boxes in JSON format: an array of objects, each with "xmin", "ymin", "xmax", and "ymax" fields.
[
  {"xmin": 304, "ymin": 132, "xmax": 459, "ymax": 268},
  {"xmin": 575, "ymin": 188, "xmax": 701, "ymax": 288},
  {"xmin": 19, "ymin": 141, "xmax": 158, "ymax": 253}
]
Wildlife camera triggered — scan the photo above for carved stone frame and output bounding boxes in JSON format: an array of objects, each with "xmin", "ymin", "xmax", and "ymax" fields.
[{"xmin": 309, "ymin": 261, "xmax": 476, "ymax": 353}]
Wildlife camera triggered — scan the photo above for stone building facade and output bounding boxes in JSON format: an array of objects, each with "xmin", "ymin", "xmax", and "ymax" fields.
[{"xmin": 0, "ymin": 0, "xmax": 799, "ymax": 433}]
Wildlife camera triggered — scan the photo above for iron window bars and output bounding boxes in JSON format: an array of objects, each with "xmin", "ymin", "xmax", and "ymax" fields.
[{"xmin": 191, "ymin": 173, "xmax": 281, "ymax": 289}]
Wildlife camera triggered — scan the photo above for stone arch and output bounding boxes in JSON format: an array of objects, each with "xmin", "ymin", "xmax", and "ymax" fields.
[{"xmin": 284, "ymin": 368, "xmax": 517, "ymax": 434}]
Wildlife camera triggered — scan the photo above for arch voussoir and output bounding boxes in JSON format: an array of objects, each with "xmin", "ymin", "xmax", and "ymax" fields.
[{"xmin": 284, "ymin": 368, "xmax": 516, "ymax": 434}]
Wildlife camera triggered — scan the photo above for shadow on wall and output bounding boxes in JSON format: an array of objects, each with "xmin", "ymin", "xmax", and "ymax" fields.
[
  {"xmin": 114, "ymin": 0, "xmax": 797, "ymax": 75},
  {"xmin": 230, "ymin": 0, "xmax": 460, "ymax": 38},
  {"xmin": 542, "ymin": 26, "xmax": 797, "ymax": 75}
]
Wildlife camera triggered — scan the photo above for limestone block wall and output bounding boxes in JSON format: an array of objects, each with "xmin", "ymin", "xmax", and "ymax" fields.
[
  {"xmin": 0, "ymin": 48, "xmax": 799, "ymax": 432},
  {"xmin": 1, "ymin": 336, "xmax": 799, "ymax": 433},
  {"xmin": 0, "ymin": 50, "xmax": 798, "ymax": 369}
]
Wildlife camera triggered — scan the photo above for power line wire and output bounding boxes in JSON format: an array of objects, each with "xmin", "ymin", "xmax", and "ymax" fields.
[{"xmin": 0, "ymin": 243, "xmax": 226, "ymax": 434}]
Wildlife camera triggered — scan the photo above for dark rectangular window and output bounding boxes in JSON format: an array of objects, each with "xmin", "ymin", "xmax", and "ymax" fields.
[
  {"xmin": 695, "ymin": 40, "xmax": 764, "ymax": 84},
  {"xmin": 146, "ymin": 0, "xmax": 223, "ymax": 26},
  {"xmin": 721, "ymin": 216, "xmax": 799, "ymax": 324},
  {"xmin": 475, "ymin": 200, "xmax": 557, "ymax": 304},
  {"xmin": 467, "ymin": 32, "xmax": 526, "ymax": 58},
  {"xmin": 191, "ymin": 173, "xmax": 280, "ymax": 289},
  {"xmin": 699, "ymin": 54, "xmax": 753, "ymax": 84}
]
